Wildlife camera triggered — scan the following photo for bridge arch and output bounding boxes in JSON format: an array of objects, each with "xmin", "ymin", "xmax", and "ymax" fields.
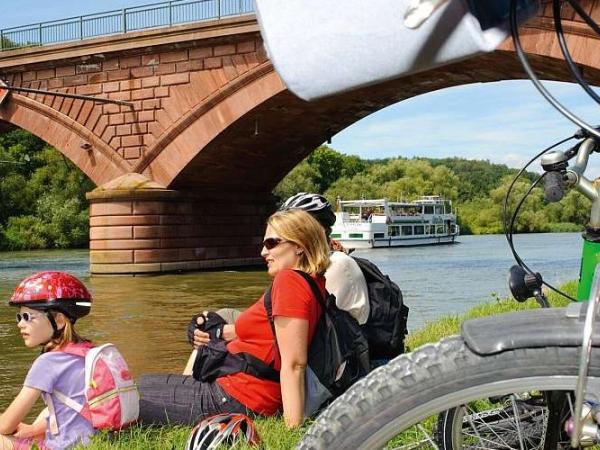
[
  {"xmin": 0, "ymin": 2, "xmax": 599, "ymax": 273},
  {"xmin": 1, "ymin": 93, "xmax": 131, "ymax": 185}
]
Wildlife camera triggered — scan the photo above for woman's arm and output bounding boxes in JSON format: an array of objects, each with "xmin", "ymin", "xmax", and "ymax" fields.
[
  {"xmin": 0, "ymin": 387, "xmax": 41, "ymax": 435},
  {"xmin": 275, "ymin": 316, "xmax": 309, "ymax": 428}
]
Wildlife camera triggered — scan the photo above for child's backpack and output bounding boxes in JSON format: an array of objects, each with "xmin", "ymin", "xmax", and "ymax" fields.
[
  {"xmin": 352, "ymin": 256, "xmax": 409, "ymax": 360},
  {"xmin": 47, "ymin": 342, "xmax": 139, "ymax": 434},
  {"xmin": 264, "ymin": 270, "xmax": 370, "ymax": 416}
]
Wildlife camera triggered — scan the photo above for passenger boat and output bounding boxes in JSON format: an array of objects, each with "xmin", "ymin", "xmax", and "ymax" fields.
[{"xmin": 330, "ymin": 196, "xmax": 459, "ymax": 249}]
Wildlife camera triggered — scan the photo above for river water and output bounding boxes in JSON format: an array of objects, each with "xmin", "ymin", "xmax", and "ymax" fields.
[{"xmin": 0, "ymin": 233, "xmax": 582, "ymax": 410}]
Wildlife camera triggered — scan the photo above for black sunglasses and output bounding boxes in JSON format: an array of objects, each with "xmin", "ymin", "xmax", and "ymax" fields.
[
  {"xmin": 262, "ymin": 237, "xmax": 288, "ymax": 250},
  {"xmin": 16, "ymin": 312, "xmax": 44, "ymax": 323}
]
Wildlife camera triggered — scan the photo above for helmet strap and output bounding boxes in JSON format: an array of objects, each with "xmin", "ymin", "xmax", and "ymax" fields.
[{"xmin": 45, "ymin": 311, "xmax": 63, "ymax": 339}]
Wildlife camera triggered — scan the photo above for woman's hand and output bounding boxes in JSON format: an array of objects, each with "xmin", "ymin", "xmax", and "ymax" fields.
[
  {"xmin": 275, "ymin": 316, "xmax": 309, "ymax": 428},
  {"xmin": 191, "ymin": 315, "xmax": 210, "ymax": 348},
  {"xmin": 190, "ymin": 317, "xmax": 237, "ymax": 348}
]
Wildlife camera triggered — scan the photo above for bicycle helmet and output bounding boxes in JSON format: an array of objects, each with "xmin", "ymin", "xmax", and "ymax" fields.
[
  {"xmin": 184, "ymin": 413, "xmax": 260, "ymax": 450},
  {"xmin": 9, "ymin": 271, "xmax": 92, "ymax": 323},
  {"xmin": 279, "ymin": 192, "xmax": 336, "ymax": 228}
]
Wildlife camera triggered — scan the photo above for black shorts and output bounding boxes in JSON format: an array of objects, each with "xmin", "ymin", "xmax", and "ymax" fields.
[{"xmin": 138, "ymin": 374, "xmax": 253, "ymax": 425}]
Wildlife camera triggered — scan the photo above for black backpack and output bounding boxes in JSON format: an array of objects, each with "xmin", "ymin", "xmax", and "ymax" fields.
[
  {"xmin": 352, "ymin": 256, "xmax": 409, "ymax": 360},
  {"xmin": 264, "ymin": 270, "xmax": 370, "ymax": 416}
]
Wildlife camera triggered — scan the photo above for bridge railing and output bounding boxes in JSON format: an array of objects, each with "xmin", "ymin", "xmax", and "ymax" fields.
[{"xmin": 0, "ymin": 0, "xmax": 254, "ymax": 52}]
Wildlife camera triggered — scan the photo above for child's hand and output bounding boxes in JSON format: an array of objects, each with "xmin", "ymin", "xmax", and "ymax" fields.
[{"xmin": 13, "ymin": 423, "xmax": 37, "ymax": 438}]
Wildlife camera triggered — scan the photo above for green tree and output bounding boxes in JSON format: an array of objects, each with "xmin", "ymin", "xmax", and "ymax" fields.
[
  {"xmin": 0, "ymin": 128, "xmax": 94, "ymax": 249},
  {"xmin": 273, "ymin": 161, "xmax": 319, "ymax": 201}
]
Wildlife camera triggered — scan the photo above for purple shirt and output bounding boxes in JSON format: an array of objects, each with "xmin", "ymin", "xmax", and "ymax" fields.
[{"xmin": 24, "ymin": 351, "xmax": 95, "ymax": 450}]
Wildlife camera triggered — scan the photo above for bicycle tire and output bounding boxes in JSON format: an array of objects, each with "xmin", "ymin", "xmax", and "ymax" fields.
[{"xmin": 297, "ymin": 336, "xmax": 600, "ymax": 449}]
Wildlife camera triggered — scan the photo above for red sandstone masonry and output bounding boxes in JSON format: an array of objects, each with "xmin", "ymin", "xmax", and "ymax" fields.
[
  {"xmin": 119, "ymin": 56, "xmax": 141, "ymax": 69},
  {"xmin": 124, "ymin": 147, "xmax": 142, "ymax": 159},
  {"xmin": 189, "ymin": 47, "xmax": 212, "ymax": 59},
  {"xmin": 90, "ymin": 226, "xmax": 133, "ymax": 240},
  {"xmin": 131, "ymin": 66, "xmax": 154, "ymax": 78},
  {"xmin": 161, "ymin": 72, "xmax": 189, "ymax": 86},
  {"xmin": 90, "ymin": 250, "xmax": 134, "ymax": 264},
  {"xmin": 160, "ymin": 50, "xmax": 188, "ymax": 63},
  {"xmin": 132, "ymin": 88, "xmax": 154, "ymax": 100},
  {"xmin": 90, "ymin": 239, "xmax": 161, "ymax": 250},
  {"xmin": 56, "ymin": 66, "xmax": 75, "ymax": 77}
]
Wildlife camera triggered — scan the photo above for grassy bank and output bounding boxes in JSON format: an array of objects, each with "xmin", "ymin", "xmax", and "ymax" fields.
[{"xmin": 82, "ymin": 281, "xmax": 577, "ymax": 450}]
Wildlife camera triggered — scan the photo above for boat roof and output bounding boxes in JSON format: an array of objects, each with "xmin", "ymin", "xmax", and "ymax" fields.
[
  {"xmin": 337, "ymin": 196, "xmax": 448, "ymax": 208},
  {"xmin": 337, "ymin": 199, "xmax": 413, "ymax": 208}
]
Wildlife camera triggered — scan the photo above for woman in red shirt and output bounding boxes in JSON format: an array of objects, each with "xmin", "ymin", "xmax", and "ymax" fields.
[{"xmin": 138, "ymin": 209, "xmax": 330, "ymax": 428}]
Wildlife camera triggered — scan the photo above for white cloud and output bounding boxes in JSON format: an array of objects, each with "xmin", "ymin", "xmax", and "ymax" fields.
[{"xmin": 333, "ymin": 80, "xmax": 600, "ymax": 170}]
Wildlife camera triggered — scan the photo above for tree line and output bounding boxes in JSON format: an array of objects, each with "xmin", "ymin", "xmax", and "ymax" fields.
[
  {"xmin": 274, "ymin": 145, "xmax": 589, "ymax": 235},
  {"xmin": 0, "ymin": 130, "xmax": 588, "ymax": 250}
]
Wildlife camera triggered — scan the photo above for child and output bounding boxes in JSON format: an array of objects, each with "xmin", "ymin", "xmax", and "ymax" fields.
[{"xmin": 0, "ymin": 271, "xmax": 96, "ymax": 450}]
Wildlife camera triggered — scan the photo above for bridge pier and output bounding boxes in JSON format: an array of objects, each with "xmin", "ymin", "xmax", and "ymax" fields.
[{"xmin": 87, "ymin": 174, "xmax": 271, "ymax": 274}]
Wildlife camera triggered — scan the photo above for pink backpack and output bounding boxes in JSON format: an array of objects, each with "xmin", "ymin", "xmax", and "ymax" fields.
[{"xmin": 46, "ymin": 342, "xmax": 139, "ymax": 434}]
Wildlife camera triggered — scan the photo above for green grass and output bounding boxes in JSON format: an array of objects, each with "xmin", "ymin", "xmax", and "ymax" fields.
[{"xmin": 80, "ymin": 281, "xmax": 578, "ymax": 450}]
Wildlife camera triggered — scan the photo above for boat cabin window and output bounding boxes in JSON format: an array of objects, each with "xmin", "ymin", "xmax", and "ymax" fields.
[
  {"xmin": 435, "ymin": 205, "xmax": 444, "ymax": 214},
  {"xmin": 330, "ymin": 233, "xmax": 342, "ymax": 238},
  {"xmin": 436, "ymin": 225, "xmax": 445, "ymax": 234},
  {"xmin": 414, "ymin": 225, "xmax": 424, "ymax": 235},
  {"xmin": 374, "ymin": 233, "xmax": 385, "ymax": 239},
  {"xmin": 390, "ymin": 205, "xmax": 420, "ymax": 216},
  {"xmin": 428, "ymin": 225, "xmax": 436, "ymax": 234},
  {"xmin": 349, "ymin": 233, "xmax": 363, "ymax": 238},
  {"xmin": 401, "ymin": 226, "xmax": 413, "ymax": 236},
  {"xmin": 390, "ymin": 226, "xmax": 400, "ymax": 237},
  {"xmin": 424, "ymin": 205, "xmax": 434, "ymax": 214}
]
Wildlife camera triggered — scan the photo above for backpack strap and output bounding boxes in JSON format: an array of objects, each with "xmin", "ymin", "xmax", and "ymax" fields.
[
  {"xmin": 230, "ymin": 271, "xmax": 325, "ymax": 382},
  {"xmin": 263, "ymin": 270, "xmax": 327, "ymax": 342},
  {"xmin": 57, "ymin": 341, "xmax": 94, "ymax": 358},
  {"xmin": 53, "ymin": 389, "xmax": 85, "ymax": 413},
  {"xmin": 46, "ymin": 389, "xmax": 87, "ymax": 436}
]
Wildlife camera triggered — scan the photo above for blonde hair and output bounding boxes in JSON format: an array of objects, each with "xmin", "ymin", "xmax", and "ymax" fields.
[
  {"xmin": 43, "ymin": 312, "xmax": 89, "ymax": 353},
  {"xmin": 267, "ymin": 209, "xmax": 331, "ymax": 276}
]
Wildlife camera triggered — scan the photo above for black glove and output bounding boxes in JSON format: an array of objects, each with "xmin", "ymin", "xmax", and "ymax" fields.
[{"xmin": 186, "ymin": 312, "xmax": 228, "ymax": 345}]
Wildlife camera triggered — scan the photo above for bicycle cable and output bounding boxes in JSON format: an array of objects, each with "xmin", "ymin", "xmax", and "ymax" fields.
[
  {"xmin": 503, "ymin": 135, "xmax": 575, "ymax": 249},
  {"xmin": 503, "ymin": 135, "xmax": 578, "ymax": 302},
  {"xmin": 553, "ymin": 0, "xmax": 600, "ymax": 106},
  {"xmin": 565, "ymin": 0, "xmax": 600, "ymax": 36},
  {"xmin": 510, "ymin": 0, "xmax": 600, "ymax": 140},
  {"xmin": 507, "ymin": 173, "xmax": 578, "ymax": 301}
]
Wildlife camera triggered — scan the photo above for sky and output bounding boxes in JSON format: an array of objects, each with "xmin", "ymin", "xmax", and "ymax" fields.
[{"xmin": 2, "ymin": 1, "xmax": 600, "ymax": 175}]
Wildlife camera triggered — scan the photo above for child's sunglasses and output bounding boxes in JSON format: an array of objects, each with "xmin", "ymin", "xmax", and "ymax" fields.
[
  {"xmin": 16, "ymin": 312, "xmax": 44, "ymax": 323},
  {"xmin": 262, "ymin": 237, "xmax": 288, "ymax": 250}
]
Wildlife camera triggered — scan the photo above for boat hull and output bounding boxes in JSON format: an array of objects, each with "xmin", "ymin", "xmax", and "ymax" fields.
[{"xmin": 337, "ymin": 234, "xmax": 458, "ymax": 249}]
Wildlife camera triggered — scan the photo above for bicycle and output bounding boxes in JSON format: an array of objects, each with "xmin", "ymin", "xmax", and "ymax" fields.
[
  {"xmin": 292, "ymin": 1, "xmax": 600, "ymax": 448},
  {"xmin": 295, "ymin": 131, "xmax": 600, "ymax": 450}
]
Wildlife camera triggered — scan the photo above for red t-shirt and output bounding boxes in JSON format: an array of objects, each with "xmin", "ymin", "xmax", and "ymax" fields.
[{"xmin": 216, "ymin": 269, "xmax": 324, "ymax": 415}]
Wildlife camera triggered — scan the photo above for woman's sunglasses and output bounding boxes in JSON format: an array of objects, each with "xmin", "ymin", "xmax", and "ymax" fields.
[
  {"xmin": 16, "ymin": 312, "xmax": 44, "ymax": 323},
  {"xmin": 262, "ymin": 237, "xmax": 288, "ymax": 250}
]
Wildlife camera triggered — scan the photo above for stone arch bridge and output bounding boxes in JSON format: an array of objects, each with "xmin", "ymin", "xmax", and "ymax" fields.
[{"xmin": 0, "ymin": 1, "xmax": 598, "ymax": 274}]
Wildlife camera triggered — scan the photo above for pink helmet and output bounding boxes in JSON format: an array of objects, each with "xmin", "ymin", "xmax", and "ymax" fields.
[
  {"xmin": 185, "ymin": 413, "xmax": 260, "ymax": 450},
  {"xmin": 9, "ymin": 271, "xmax": 92, "ymax": 322}
]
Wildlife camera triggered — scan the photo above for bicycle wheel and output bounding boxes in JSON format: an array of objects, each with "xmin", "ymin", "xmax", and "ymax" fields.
[
  {"xmin": 436, "ymin": 392, "xmax": 573, "ymax": 449},
  {"xmin": 298, "ymin": 336, "xmax": 600, "ymax": 450}
]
